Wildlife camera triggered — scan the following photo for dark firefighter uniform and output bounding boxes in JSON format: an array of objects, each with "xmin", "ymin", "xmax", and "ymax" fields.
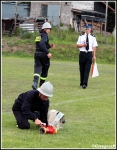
[
  {"xmin": 77, "ymin": 32, "xmax": 98, "ymax": 87},
  {"xmin": 32, "ymin": 30, "xmax": 51, "ymax": 89},
  {"xmin": 12, "ymin": 90, "xmax": 49, "ymax": 129}
]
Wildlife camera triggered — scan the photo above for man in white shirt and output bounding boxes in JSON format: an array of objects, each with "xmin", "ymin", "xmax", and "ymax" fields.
[{"xmin": 77, "ymin": 24, "xmax": 98, "ymax": 89}]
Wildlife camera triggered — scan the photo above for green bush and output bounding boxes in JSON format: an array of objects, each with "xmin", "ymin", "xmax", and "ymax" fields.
[{"xmin": 2, "ymin": 27, "xmax": 115, "ymax": 64}]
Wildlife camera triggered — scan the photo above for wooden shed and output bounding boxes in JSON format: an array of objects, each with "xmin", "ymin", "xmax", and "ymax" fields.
[
  {"xmin": 71, "ymin": 9, "xmax": 105, "ymax": 33},
  {"xmin": 71, "ymin": 2, "xmax": 115, "ymax": 33},
  {"xmin": 2, "ymin": 17, "xmax": 20, "ymax": 35}
]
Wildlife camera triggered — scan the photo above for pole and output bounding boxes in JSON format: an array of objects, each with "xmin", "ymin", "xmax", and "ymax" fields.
[
  {"xmin": 104, "ymin": 1, "xmax": 108, "ymax": 43},
  {"xmin": 14, "ymin": 1, "xmax": 18, "ymax": 35},
  {"xmin": 58, "ymin": 1, "xmax": 61, "ymax": 38}
]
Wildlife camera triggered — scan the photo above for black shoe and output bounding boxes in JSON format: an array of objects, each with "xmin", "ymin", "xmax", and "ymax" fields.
[
  {"xmin": 32, "ymin": 82, "xmax": 38, "ymax": 90},
  {"xmin": 82, "ymin": 84, "xmax": 86, "ymax": 89}
]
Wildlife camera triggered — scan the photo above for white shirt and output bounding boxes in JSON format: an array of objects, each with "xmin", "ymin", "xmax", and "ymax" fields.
[{"xmin": 77, "ymin": 33, "xmax": 98, "ymax": 52}]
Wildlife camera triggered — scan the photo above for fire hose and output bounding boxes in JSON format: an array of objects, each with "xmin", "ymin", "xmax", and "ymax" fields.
[{"xmin": 39, "ymin": 124, "xmax": 57, "ymax": 134}]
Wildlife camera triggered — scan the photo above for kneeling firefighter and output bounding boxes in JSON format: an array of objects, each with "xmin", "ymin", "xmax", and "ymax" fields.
[
  {"xmin": 32, "ymin": 22, "xmax": 55, "ymax": 90},
  {"xmin": 12, "ymin": 82, "xmax": 53, "ymax": 129}
]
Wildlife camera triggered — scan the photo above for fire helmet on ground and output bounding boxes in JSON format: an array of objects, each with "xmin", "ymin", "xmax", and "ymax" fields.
[
  {"xmin": 42, "ymin": 22, "xmax": 52, "ymax": 29},
  {"xmin": 37, "ymin": 82, "xmax": 53, "ymax": 97}
]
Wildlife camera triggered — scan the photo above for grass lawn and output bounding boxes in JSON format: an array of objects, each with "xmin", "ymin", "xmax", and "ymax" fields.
[{"xmin": 1, "ymin": 56, "xmax": 116, "ymax": 148}]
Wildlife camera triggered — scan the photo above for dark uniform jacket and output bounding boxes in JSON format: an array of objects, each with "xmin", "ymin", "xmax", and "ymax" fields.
[
  {"xmin": 12, "ymin": 90, "xmax": 49, "ymax": 125},
  {"xmin": 35, "ymin": 31, "xmax": 51, "ymax": 54}
]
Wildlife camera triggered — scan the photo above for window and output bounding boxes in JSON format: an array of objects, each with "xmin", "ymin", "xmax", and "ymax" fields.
[{"xmin": 42, "ymin": 4, "xmax": 48, "ymax": 17}]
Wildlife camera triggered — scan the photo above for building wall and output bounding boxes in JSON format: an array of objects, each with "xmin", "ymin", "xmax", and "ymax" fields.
[
  {"xmin": 60, "ymin": 1, "xmax": 94, "ymax": 25},
  {"xmin": 60, "ymin": 2, "xmax": 72, "ymax": 25},
  {"xmin": 30, "ymin": 1, "xmax": 60, "ymax": 18},
  {"xmin": 30, "ymin": 1, "xmax": 95, "ymax": 26},
  {"xmin": 30, "ymin": 1, "xmax": 60, "ymax": 26},
  {"xmin": 30, "ymin": 2, "xmax": 41, "ymax": 18},
  {"xmin": 71, "ymin": 1, "xmax": 94, "ymax": 10},
  {"xmin": 30, "ymin": 1, "xmax": 72, "ymax": 25}
]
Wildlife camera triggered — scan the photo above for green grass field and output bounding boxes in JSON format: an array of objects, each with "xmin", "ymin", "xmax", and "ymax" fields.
[{"xmin": 2, "ymin": 56, "xmax": 115, "ymax": 148}]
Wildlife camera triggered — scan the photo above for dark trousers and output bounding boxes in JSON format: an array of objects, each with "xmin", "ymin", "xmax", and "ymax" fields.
[
  {"xmin": 79, "ymin": 52, "xmax": 92, "ymax": 86},
  {"xmin": 12, "ymin": 110, "xmax": 40, "ymax": 129},
  {"xmin": 33, "ymin": 52, "xmax": 50, "ymax": 83}
]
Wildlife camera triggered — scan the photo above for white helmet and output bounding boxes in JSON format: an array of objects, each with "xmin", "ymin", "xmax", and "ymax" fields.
[
  {"xmin": 37, "ymin": 82, "xmax": 53, "ymax": 97},
  {"xmin": 42, "ymin": 22, "xmax": 52, "ymax": 29}
]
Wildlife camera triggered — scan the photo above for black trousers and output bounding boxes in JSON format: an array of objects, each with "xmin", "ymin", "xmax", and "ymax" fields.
[
  {"xmin": 79, "ymin": 51, "xmax": 92, "ymax": 86},
  {"xmin": 34, "ymin": 51, "xmax": 50, "ymax": 79},
  {"xmin": 12, "ymin": 110, "xmax": 40, "ymax": 129}
]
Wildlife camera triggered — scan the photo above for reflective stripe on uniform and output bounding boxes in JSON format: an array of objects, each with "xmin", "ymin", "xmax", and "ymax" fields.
[
  {"xmin": 40, "ymin": 76, "xmax": 47, "ymax": 80},
  {"xmin": 34, "ymin": 74, "xmax": 40, "ymax": 77},
  {"xmin": 35, "ymin": 36, "xmax": 41, "ymax": 42},
  {"xmin": 34, "ymin": 74, "xmax": 46, "ymax": 80}
]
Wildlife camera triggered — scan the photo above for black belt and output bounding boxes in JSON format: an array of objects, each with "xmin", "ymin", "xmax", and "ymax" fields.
[
  {"xmin": 80, "ymin": 51, "xmax": 92, "ymax": 53},
  {"xmin": 36, "ymin": 51, "xmax": 43, "ymax": 53}
]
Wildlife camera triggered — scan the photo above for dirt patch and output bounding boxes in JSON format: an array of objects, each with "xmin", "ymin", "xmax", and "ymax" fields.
[
  {"xmin": 11, "ymin": 46, "xmax": 19, "ymax": 53},
  {"xmin": 2, "ymin": 40, "xmax": 35, "ymax": 54}
]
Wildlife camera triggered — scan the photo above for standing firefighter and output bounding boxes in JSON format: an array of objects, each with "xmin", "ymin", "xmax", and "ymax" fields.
[{"xmin": 32, "ymin": 22, "xmax": 55, "ymax": 90}]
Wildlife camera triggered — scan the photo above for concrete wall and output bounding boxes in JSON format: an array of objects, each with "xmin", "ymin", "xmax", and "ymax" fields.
[
  {"xmin": 30, "ymin": 1, "xmax": 60, "ymax": 18},
  {"xmin": 30, "ymin": 2, "xmax": 41, "ymax": 18},
  {"xmin": 60, "ymin": 2, "xmax": 72, "ymax": 25},
  {"xmin": 71, "ymin": 1, "xmax": 94, "ymax": 10},
  {"xmin": 30, "ymin": 1, "xmax": 60, "ymax": 26},
  {"xmin": 60, "ymin": 1, "xmax": 94, "ymax": 25}
]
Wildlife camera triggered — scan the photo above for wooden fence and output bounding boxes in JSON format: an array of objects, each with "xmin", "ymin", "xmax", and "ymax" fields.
[{"xmin": 2, "ymin": 17, "xmax": 45, "ymax": 35}]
